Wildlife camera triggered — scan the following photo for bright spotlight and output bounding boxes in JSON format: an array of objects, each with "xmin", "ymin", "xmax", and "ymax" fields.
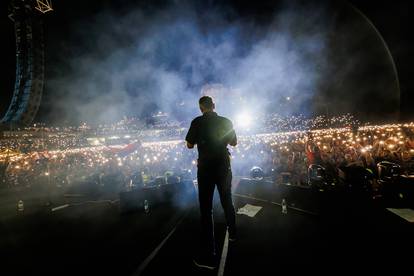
[{"xmin": 236, "ymin": 112, "xmax": 252, "ymax": 128}]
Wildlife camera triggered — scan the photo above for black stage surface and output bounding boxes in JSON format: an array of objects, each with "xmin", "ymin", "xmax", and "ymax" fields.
[{"xmin": 1, "ymin": 178, "xmax": 413, "ymax": 275}]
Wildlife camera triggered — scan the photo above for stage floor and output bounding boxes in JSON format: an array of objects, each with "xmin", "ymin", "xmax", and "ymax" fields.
[{"xmin": 1, "ymin": 178, "xmax": 413, "ymax": 275}]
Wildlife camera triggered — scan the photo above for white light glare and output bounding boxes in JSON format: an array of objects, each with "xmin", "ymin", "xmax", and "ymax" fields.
[{"xmin": 236, "ymin": 112, "xmax": 252, "ymax": 128}]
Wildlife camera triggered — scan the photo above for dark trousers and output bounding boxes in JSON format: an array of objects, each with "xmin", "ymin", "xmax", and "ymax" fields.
[{"xmin": 197, "ymin": 160, "xmax": 236, "ymax": 257}]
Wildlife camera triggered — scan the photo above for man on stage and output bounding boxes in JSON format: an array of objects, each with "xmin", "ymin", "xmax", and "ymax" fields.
[{"xmin": 185, "ymin": 96, "xmax": 237, "ymax": 270}]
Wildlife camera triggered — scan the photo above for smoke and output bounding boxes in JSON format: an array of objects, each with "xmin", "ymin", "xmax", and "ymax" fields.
[
  {"xmin": 40, "ymin": 0, "xmax": 399, "ymax": 126},
  {"xmin": 39, "ymin": 1, "xmax": 322, "ymax": 125}
]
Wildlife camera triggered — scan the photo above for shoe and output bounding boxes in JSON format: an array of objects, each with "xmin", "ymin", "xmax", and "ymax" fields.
[
  {"xmin": 228, "ymin": 235, "xmax": 237, "ymax": 242},
  {"xmin": 193, "ymin": 256, "xmax": 216, "ymax": 270},
  {"xmin": 228, "ymin": 227, "xmax": 237, "ymax": 242}
]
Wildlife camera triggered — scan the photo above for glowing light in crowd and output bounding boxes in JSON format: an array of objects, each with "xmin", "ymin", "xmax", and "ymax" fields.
[{"xmin": 2, "ymin": 118, "xmax": 414, "ymax": 189}]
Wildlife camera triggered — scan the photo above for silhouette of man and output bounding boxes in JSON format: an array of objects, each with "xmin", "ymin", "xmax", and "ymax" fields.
[{"xmin": 186, "ymin": 96, "xmax": 237, "ymax": 270}]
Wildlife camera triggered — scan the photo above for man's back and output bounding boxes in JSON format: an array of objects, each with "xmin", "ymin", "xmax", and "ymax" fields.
[{"xmin": 186, "ymin": 111, "xmax": 237, "ymax": 163}]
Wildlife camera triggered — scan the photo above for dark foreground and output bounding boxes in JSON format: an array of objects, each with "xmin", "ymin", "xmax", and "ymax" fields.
[{"xmin": 1, "ymin": 178, "xmax": 413, "ymax": 275}]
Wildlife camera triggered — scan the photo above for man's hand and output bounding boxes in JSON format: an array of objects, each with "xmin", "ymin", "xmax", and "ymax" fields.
[
  {"xmin": 229, "ymin": 140, "xmax": 237, "ymax": 147},
  {"xmin": 186, "ymin": 141, "xmax": 194, "ymax": 149},
  {"xmin": 229, "ymin": 135, "xmax": 237, "ymax": 147}
]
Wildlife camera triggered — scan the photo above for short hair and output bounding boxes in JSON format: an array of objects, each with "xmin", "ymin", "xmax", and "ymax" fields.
[{"xmin": 199, "ymin": 96, "xmax": 214, "ymax": 109}]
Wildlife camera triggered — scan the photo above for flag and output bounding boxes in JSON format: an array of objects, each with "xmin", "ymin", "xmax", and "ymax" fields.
[{"xmin": 106, "ymin": 142, "xmax": 140, "ymax": 157}]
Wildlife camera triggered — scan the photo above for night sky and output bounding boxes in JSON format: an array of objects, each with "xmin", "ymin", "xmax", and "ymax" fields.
[{"xmin": 0, "ymin": 0, "xmax": 413, "ymax": 125}]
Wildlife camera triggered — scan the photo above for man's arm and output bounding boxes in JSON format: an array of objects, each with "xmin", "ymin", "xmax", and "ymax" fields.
[
  {"xmin": 185, "ymin": 120, "xmax": 197, "ymax": 149},
  {"xmin": 227, "ymin": 120, "xmax": 237, "ymax": 146},
  {"xmin": 229, "ymin": 132, "xmax": 237, "ymax": 146}
]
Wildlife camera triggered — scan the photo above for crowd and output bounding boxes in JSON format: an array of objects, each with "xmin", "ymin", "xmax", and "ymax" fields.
[
  {"xmin": 261, "ymin": 113, "xmax": 359, "ymax": 133},
  {"xmin": 1, "ymin": 115, "xmax": 414, "ymax": 196},
  {"xmin": 233, "ymin": 123, "xmax": 414, "ymax": 188}
]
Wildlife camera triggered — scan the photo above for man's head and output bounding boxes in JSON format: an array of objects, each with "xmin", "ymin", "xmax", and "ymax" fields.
[{"xmin": 199, "ymin": 96, "xmax": 215, "ymax": 113}]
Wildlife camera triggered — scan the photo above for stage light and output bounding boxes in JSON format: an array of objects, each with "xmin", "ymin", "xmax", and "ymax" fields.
[
  {"xmin": 250, "ymin": 166, "xmax": 264, "ymax": 180},
  {"xmin": 236, "ymin": 112, "xmax": 252, "ymax": 128}
]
